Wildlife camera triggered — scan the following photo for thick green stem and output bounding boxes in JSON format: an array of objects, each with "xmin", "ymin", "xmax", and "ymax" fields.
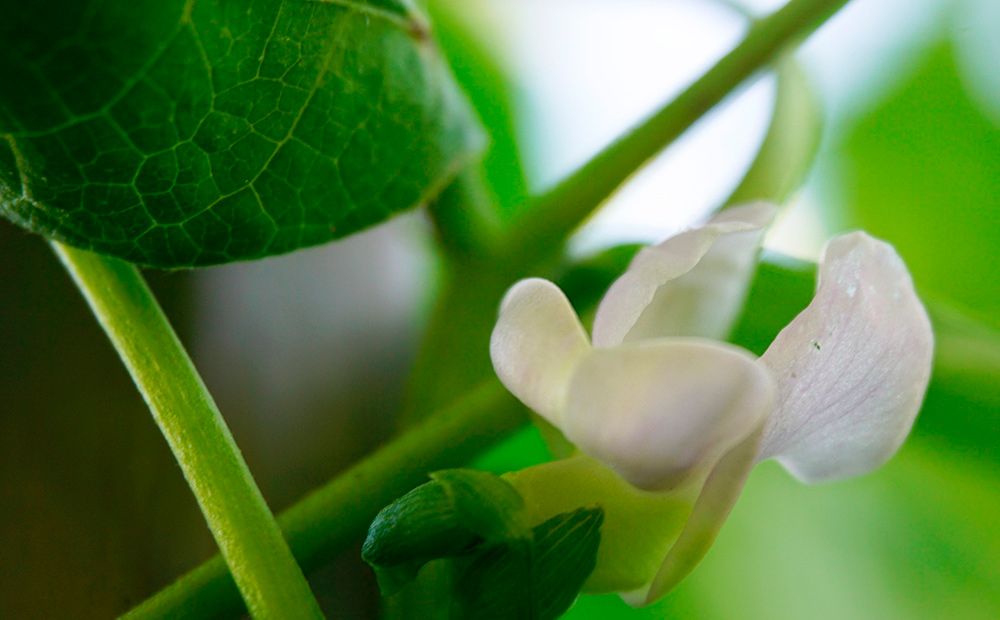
[
  {"xmin": 52, "ymin": 243, "xmax": 323, "ymax": 620},
  {"xmin": 123, "ymin": 381, "xmax": 526, "ymax": 619},
  {"xmin": 501, "ymin": 0, "xmax": 849, "ymax": 265}
]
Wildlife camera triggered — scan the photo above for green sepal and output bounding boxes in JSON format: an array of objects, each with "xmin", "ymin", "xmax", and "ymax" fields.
[
  {"xmin": 363, "ymin": 469, "xmax": 530, "ymax": 595},
  {"xmin": 452, "ymin": 507, "xmax": 604, "ymax": 620}
]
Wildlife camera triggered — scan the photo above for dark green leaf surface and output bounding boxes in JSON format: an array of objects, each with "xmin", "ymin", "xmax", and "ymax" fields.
[{"xmin": 0, "ymin": 0, "xmax": 482, "ymax": 267}]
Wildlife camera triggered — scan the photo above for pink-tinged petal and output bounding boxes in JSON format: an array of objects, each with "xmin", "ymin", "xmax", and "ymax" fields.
[
  {"xmin": 561, "ymin": 339, "xmax": 775, "ymax": 492},
  {"xmin": 758, "ymin": 232, "xmax": 934, "ymax": 483},
  {"xmin": 592, "ymin": 203, "xmax": 776, "ymax": 348},
  {"xmin": 490, "ymin": 278, "xmax": 591, "ymax": 425}
]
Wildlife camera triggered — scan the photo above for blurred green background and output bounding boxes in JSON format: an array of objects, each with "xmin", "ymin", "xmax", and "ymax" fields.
[{"xmin": 1, "ymin": 0, "xmax": 997, "ymax": 618}]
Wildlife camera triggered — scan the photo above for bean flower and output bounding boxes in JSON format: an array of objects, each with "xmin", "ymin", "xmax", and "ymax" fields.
[{"xmin": 489, "ymin": 203, "xmax": 934, "ymax": 605}]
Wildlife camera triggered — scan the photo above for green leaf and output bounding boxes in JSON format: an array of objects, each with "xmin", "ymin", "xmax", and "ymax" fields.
[
  {"xmin": 837, "ymin": 40, "xmax": 1000, "ymax": 328},
  {"xmin": 0, "ymin": 0, "xmax": 482, "ymax": 267},
  {"xmin": 426, "ymin": 0, "xmax": 529, "ymax": 218},
  {"xmin": 363, "ymin": 469, "xmax": 530, "ymax": 595},
  {"xmin": 555, "ymin": 244, "xmax": 644, "ymax": 320},
  {"xmin": 729, "ymin": 251, "xmax": 815, "ymax": 356},
  {"xmin": 453, "ymin": 507, "xmax": 604, "ymax": 620}
]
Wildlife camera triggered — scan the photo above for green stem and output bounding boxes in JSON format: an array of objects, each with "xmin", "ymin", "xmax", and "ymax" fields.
[
  {"xmin": 52, "ymin": 242, "xmax": 323, "ymax": 620},
  {"xmin": 426, "ymin": 167, "xmax": 504, "ymax": 259},
  {"xmin": 501, "ymin": 0, "xmax": 850, "ymax": 265},
  {"xmin": 123, "ymin": 381, "xmax": 526, "ymax": 619}
]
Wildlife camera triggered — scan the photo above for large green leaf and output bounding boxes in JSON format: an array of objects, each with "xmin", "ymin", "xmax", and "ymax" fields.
[{"xmin": 0, "ymin": 0, "xmax": 482, "ymax": 267}]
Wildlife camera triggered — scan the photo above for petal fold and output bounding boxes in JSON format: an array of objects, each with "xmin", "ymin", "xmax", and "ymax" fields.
[
  {"xmin": 561, "ymin": 339, "xmax": 775, "ymax": 492},
  {"xmin": 592, "ymin": 203, "xmax": 776, "ymax": 348},
  {"xmin": 758, "ymin": 232, "xmax": 934, "ymax": 482},
  {"xmin": 626, "ymin": 427, "xmax": 763, "ymax": 605},
  {"xmin": 490, "ymin": 278, "xmax": 591, "ymax": 425}
]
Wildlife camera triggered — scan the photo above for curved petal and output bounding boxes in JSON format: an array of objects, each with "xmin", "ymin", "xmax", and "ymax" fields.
[
  {"xmin": 592, "ymin": 203, "xmax": 776, "ymax": 348},
  {"xmin": 624, "ymin": 426, "xmax": 763, "ymax": 606},
  {"xmin": 561, "ymin": 339, "xmax": 775, "ymax": 492},
  {"xmin": 490, "ymin": 278, "xmax": 591, "ymax": 425},
  {"xmin": 758, "ymin": 232, "xmax": 934, "ymax": 483}
]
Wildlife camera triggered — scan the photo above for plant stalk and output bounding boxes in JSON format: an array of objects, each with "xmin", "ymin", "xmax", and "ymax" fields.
[
  {"xmin": 52, "ymin": 242, "xmax": 323, "ymax": 620},
  {"xmin": 122, "ymin": 381, "xmax": 525, "ymax": 619},
  {"xmin": 500, "ymin": 0, "xmax": 850, "ymax": 265}
]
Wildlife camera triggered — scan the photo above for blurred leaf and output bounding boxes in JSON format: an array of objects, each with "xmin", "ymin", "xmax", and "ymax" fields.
[
  {"xmin": 427, "ymin": 0, "xmax": 530, "ymax": 217},
  {"xmin": 474, "ymin": 424, "xmax": 558, "ymax": 475},
  {"xmin": 454, "ymin": 508, "xmax": 604, "ymax": 620},
  {"xmin": 837, "ymin": 40, "xmax": 1000, "ymax": 328},
  {"xmin": 729, "ymin": 251, "xmax": 815, "ymax": 355},
  {"xmin": 0, "ymin": 0, "xmax": 482, "ymax": 267},
  {"xmin": 725, "ymin": 56, "xmax": 822, "ymax": 207},
  {"xmin": 363, "ymin": 469, "xmax": 529, "ymax": 595},
  {"xmin": 917, "ymin": 303, "xmax": 1000, "ymax": 462},
  {"xmin": 833, "ymin": 33, "xmax": 1000, "ymax": 456},
  {"xmin": 556, "ymin": 244, "xmax": 644, "ymax": 319}
]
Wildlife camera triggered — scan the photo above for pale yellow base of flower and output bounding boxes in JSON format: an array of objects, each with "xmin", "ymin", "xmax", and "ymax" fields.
[{"xmin": 504, "ymin": 455, "xmax": 700, "ymax": 593}]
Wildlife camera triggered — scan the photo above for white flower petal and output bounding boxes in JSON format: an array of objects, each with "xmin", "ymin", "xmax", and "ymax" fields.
[
  {"xmin": 560, "ymin": 339, "xmax": 775, "ymax": 492},
  {"xmin": 625, "ymin": 427, "xmax": 763, "ymax": 606},
  {"xmin": 592, "ymin": 203, "xmax": 776, "ymax": 348},
  {"xmin": 489, "ymin": 278, "xmax": 591, "ymax": 425},
  {"xmin": 758, "ymin": 232, "xmax": 934, "ymax": 483}
]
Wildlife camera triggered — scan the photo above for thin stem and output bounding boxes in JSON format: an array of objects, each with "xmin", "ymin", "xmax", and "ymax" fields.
[
  {"xmin": 52, "ymin": 243, "xmax": 323, "ymax": 620},
  {"xmin": 123, "ymin": 381, "xmax": 526, "ymax": 619},
  {"xmin": 500, "ymin": 0, "xmax": 850, "ymax": 265}
]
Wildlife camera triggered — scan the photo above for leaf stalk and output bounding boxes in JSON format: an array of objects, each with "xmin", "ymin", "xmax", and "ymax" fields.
[{"xmin": 52, "ymin": 243, "xmax": 323, "ymax": 620}]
